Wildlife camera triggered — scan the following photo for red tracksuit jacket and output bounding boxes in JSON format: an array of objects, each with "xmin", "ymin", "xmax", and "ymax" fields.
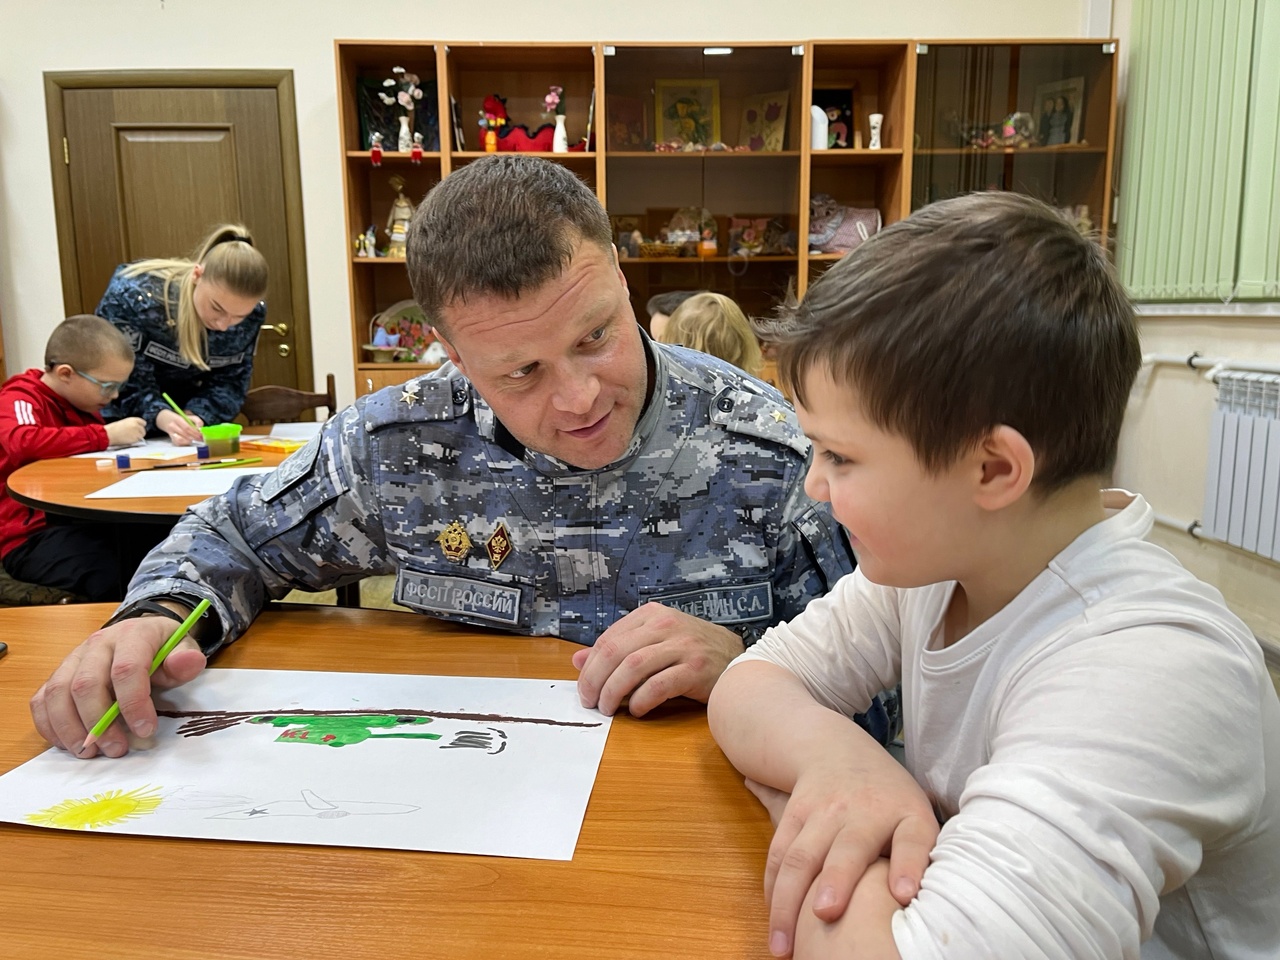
[{"xmin": 0, "ymin": 369, "xmax": 109, "ymax": 558}]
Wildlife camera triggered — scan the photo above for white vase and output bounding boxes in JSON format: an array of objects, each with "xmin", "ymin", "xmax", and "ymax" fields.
[
  {"xmin": 553, "ymin": 114, "xmax": 569, "ymax": 153},
  {"xmin": 810, "ymin": 105, "xmax": 829, "ymax": 150},
  {"xmin": 397, "ymin": 114, "xmax": 413, "ymax": 152},
  {"xmin": 868, "ymin": 113, "xmax": 884, "ymax": 150}
]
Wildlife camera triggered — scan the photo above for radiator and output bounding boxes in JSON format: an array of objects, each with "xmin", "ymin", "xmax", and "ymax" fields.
[{"xmin": 1202, "ymin": 372, "xmax": 1280, "ymax": 557}]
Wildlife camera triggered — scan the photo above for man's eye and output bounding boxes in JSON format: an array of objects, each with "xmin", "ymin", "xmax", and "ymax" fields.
[
  {"xmin": 508, "ymin": 364, "xmax": 536, "ymax": 380},
  {"xmin": 584, "ymin": 327, "xmax": 605, "ymax": 344}
]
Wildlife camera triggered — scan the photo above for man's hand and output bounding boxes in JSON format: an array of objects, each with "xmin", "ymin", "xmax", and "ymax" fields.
[
  {"xmin": 572, "ymin": 602, "xmax": 746, "ymax": 717},
  {"xmin": 156, "ymin": 408, "xmax": 205, "ymax": 445},
  {"xmin": 105, "ymin": 416, "xmax": 146, "ymax": 446},
  {"xmin": 762, "ymin": 763, "xmax": 937, "ymax": 958},
  {"xmin": 29, "ymin": 615, "xmax": 207, "ymax": 759}
]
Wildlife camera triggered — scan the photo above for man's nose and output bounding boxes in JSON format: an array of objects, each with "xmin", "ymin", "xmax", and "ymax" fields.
[{"xmin": 551, "ymin": 364, "xmax": 601, "ymax": 414}]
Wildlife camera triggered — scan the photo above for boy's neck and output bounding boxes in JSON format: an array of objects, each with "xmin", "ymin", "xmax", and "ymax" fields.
[{"xmin": 945, "ymin": 478, "xmax": 1109, "ymax": 645}]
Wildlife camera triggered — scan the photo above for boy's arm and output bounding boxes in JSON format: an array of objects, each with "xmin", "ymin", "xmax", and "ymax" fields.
[
  {"xmin": 0, "ymin": 389, "xmax": 108, "ymax": 459},
  {"xmin": 709, "ymin": 657, "xmax": 936, "ymax": 960}
]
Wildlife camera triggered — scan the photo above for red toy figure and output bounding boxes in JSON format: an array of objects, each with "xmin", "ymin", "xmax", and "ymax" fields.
[
  {"xmin": 410, "ymin": 132, "xmax": 424, "ymax": 164},
  {"xmin": 369, "ymin": 131, "xmax": 384, "ymax": 167}
]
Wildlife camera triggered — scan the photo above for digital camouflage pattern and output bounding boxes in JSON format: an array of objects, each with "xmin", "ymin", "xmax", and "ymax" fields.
[
  {"xmin": 119, "ymin": 338, "xmax": 854, "ymax": 651},
  {"xmin": 97, "ymin": 266, "xmax": 266, "ymax": 431}
]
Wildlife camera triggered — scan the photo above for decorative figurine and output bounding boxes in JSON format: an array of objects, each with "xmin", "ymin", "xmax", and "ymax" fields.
[
  {"xmin": 372, "ymin": 318, "xmax": 401, "ymax": 348},
  {"xmin": 544, "ymin": 85, "xmax": 568, "ymax": 154},
  {"xmin": 378, "ymin": 66, "xmax": 425, "ymax": 152},
  {"xmin": 410, "ymin": 131, "xmax": 424, "ymax": 164},
  {"xmin": 479, "ymin": 94, "xmax": 508, "ymax": 153},
  {"xmin": 369, "ymin": 131, "xmax": 383, "ymax": 167},
  {"xmin": 385, "ymin": 175, "xmax": 415, "ymax": 259},
  {"xmin": 868, "ymin": 112, "xmax": 884, "ymax": 150}
]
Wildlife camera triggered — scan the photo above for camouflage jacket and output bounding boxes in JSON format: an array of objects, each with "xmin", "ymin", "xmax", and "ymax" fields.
[
  {"xmin": 120, "ymin": 339, "xmax": 854, "ymax": 651},
  {"xmin": 97, "ymin": 265, "xmax": 266, "ymax": 431}
]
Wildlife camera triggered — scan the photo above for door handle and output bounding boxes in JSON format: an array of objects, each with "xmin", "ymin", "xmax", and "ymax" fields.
[{"xmin": 263, "ymin": 322, "xmax": 289, "ymax": 337}]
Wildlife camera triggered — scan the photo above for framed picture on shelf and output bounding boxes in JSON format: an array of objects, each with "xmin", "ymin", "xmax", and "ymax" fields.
[
  {"xmin": 738, "ymin": 90, "xmax": 789, "ymax": 151},
  {"xmin": 606, "ymin": 93, "xmax": 648, "ymax": 149},
  {"xmin": 654, "ymin": 78, "xmax": 720, "ymax": 146},
  {"xmin": 1032, "ymin": 76, "xmax": 1085, "ymax": 146},
  {"xmin": 449, "ymin": 95, "xmax": 466, "ymax": 151},
  {"xmin": 812, "ymin": 87, "xmax": 855, "ymax": 149}
]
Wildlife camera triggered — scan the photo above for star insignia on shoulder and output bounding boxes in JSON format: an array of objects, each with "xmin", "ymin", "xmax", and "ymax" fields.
[
  {"xmin": 770, "ymin": 409, "xmax": 787, "ymax": 423},
  {"xmin": 400, "ymin": 381, "xmax": 421, "ymax": 405}
]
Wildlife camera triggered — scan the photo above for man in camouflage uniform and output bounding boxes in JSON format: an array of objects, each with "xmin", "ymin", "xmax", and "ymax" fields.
[{"xmin": 31, "ymin": 156, "xmax": 859, "ymax": 761}]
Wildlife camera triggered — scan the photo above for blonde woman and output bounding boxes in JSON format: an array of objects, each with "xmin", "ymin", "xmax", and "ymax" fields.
[
  {"xmin": 657, "ymin": 292, "xmax": 764, "ymax": 378},
  {"xmin": 97, "ymin": 224, "xmax": 269, "ymax": 444}
]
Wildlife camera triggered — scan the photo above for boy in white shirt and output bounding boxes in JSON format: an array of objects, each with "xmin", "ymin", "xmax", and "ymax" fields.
[{"xmin": 708, "ymin": 192, "xmax": 1280, "ymax": 959}]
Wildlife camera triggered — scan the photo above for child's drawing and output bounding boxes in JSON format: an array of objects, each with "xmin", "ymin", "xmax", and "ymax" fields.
[
  {"xmin": 25, "ymin": 784, "xmax": 164, "ymax": 830},
  {"xmin": 210, "ymin": 788, "xmax": 419, "ymax": 820},
  {"xmin": 0, "ymin": 669, "xmax": 613, "ymax": 860}
]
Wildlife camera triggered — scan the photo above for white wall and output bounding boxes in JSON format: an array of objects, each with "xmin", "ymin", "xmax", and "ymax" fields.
[{"xmin": 0, "ymin": 0, "xmax": 1087, "ymax": 408}]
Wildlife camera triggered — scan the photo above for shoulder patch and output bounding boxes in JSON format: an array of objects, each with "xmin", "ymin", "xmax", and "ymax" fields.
[
  {"xmin": 360, "ymin": 369, "xmax": 472, "ymax": 433},
  {"xmin": 709, "ymin": 386, "xmax": 810, "ymax": 458},
  {"xmin": 261, "ymin": 431, "xmax": 321, "ymax": 501}
]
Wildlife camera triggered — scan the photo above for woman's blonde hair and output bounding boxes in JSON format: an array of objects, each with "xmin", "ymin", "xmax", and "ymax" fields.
[
  {"xmin": 658, "ymin": 292, "xmax": 764, "ymax": 377},
  {"xmin": 122, "ymin": 223, "xmax": 268, "ymax": 369}
]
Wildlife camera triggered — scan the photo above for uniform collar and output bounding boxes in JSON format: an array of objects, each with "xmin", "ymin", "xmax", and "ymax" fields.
[{"xmin": 470, "ymin": 328, "xmax": 666, "ymax": 479}]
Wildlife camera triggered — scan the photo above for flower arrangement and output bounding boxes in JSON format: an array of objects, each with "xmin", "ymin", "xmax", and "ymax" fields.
[
  {"xmin": 543, "ymin": 85, "xmax": 565, "ymax": 117},
  {"xmin": 378, "ymin": 66, "xmax": 424, "ymax": 113}
]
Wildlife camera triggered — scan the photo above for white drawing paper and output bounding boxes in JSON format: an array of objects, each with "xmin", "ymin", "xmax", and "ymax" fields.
[
  {"xmin": 0, "ymin": 669, "xmax": 611, "ymax": 861},
  {"xmin": 269, "ymin": 421, "xmax": 324, "ymax": 440},
  {"xmin": 84, "ymin": 467, "xmax": 274, "ymax": 499},
  {"xmin": 72, "ymin": 438, "xmax": 203, "ymax": 461}
]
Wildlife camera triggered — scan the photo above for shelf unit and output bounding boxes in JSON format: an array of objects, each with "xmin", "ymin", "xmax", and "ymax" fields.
[{"xmin": 336, "ymin": 38, "xmax": 1116, "ymax": 396}]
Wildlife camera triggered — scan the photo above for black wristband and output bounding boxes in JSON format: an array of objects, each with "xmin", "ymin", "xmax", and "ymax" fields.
[{"xmin": 103, "ymin": 599, "xmax": 217, "ymax": 654}]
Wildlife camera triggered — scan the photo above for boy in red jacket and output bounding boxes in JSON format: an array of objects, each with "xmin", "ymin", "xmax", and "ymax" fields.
[{"xmin": 0, "ymin": 315, "xmax": 149, "ymax": 600}]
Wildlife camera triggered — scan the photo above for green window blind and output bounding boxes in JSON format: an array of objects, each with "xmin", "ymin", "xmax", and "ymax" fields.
[
  {"xmin": 1237, "ymin": 0, "xmax": 1280, "ymax": 299},
  {"xmin": 1117, "ymin": 0, "xmax": 1257, "ymax": 300}
]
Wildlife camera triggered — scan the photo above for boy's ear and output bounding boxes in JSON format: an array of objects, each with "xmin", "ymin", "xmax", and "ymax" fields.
[
  {"xmin": 50, "ymin": 362, "xmax": 75, "ymax": 382},
  {"xmin": 972, "ymin": 425, "xmax": 1034, "ymax": 511}
]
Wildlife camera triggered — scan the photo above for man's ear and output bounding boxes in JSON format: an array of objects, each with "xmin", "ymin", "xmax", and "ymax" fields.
[
  {"xmin": 972, "ymin": 425, "xmax": 1035, "ymax": 511},
  {"xmin": 612, "ymin": 244, "xmax": 629, "ymax": 292},
  {"xmin": 434, "ymin": 330, "xmax": 463, "ymax": 371}
]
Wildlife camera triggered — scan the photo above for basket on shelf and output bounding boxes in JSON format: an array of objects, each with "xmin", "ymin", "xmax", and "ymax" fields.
[{"xmin": 639, "ymin": 241, "xmax": 682, "ymax": 258}]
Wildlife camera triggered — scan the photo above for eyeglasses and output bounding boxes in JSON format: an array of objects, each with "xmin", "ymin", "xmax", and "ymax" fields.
[{"xmin": 51, "ymin": 363, "xmax": 126, "ymax": 396}]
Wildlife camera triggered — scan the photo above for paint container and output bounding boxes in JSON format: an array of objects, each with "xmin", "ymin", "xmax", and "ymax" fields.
[
  {"xmin": 199, "ymin": 423, "xmax": 242, "ymax": 457},
  {"xmin": 196, "ymin": 444, "xmax": 210, "ymax": 460},
  {"xmin": 115, "ymin": 454, "xmax": 131, "ymax": 469}
]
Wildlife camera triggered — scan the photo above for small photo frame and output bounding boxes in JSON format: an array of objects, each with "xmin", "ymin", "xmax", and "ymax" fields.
[
  {"xmin": 812, "ymin": 87, "xmax": 855, "ymax": 149},
  {"xmin": 606, "ymin": 93, "xmax": 648, "ymax": 149},
  {"xmin": 738, "ymin": 90, "xmax": 790, "ymax": 151},
  {"xmin": 655, "ymin": 78, "xmax": 720, "ymax": 146},
  {"xmin": 1033, "ymin": 77, "xmax": 1085, "ymax": 146}
]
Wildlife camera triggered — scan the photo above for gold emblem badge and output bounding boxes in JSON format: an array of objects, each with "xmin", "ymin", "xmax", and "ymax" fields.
[
  {"xmin": 436, "ymin": 521, "xmax": 473, "ymax": 563},
  {"xmin": 770, "ymin": 409, "xmax": 787, "ymax": 423},
  {"xmin": 485, "ymin": 522, "xmax": 514, "ymax": 570}
]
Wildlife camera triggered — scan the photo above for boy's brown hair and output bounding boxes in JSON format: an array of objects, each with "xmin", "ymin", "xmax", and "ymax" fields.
[
  {"xmin": 762, "ymin": 192, "xmax": 1139, "ymax": 492},
  {"xmin": 44, "ymin": 314, "xmax": 134, "ymax": 371}
]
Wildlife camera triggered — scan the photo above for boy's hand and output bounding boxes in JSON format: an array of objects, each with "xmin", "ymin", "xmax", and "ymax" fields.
[
  {"xmin": 105, "ymin": 416, "xmax": 146, "ymax": 446},
  {"xmin": 763, "ymin": 762, "xmax": 937, "ymax": 958},
  {"xmin": 29, "ymin": 615, "xmax": 207, "ymax": 759},
  {"xmin": 156, "ymin": 408, "xmax": 205, "ymax": 445},
  {"xmin": 572, "ymin": 602, "xmax": 745, "ymax": 717}
]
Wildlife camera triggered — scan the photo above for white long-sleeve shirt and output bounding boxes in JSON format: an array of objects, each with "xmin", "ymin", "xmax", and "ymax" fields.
[{"xmin": 735, "ymin": 491, "xmax": 1280, "ymax": 958}]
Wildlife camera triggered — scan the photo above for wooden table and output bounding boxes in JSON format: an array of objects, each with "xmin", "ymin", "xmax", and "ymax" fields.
[
  {"xmin": 0, "ymin": 605, "xmax": 772, "ymax": 960},
  {"xmin": 6, "ymin": 446, "xmax": 290, "ymax": 523}
]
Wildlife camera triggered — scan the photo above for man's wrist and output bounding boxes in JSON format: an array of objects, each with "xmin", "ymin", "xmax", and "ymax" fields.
[{"xmin": 105, "ymin": 597, "xmax": 220, "ymax": 654}]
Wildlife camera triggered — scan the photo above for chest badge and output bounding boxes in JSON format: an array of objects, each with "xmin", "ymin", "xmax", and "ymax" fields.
[
  {"xmin": 770, "ymin": 409, "xmax": 787, "ymax": 423},
  {"xmin": 400, "ymin": 381, "xmax": 421, "ymax": 405},
  {"xmin": 485, "ymin": 521, "xmax": 514, "ymax": 570},
  {"xmin": 436, "ymin": 521, "xmax": 473, "ymax": 563}
]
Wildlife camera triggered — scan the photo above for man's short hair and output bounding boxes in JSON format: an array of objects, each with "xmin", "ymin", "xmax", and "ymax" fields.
[
  {"xmin": 763, "ymin": 192, "xmax": 1139, "ymax": 492},
  {"xmin": 44, "ymin": 314, "xmax": 134, "ymax": 371},
  {"xmin": 405, "ymin": 156, "xmax": 613, "ymax": 334},
  {"xmin": 646, "ymin": 290, "xmax": 703, "ymax": 320}
]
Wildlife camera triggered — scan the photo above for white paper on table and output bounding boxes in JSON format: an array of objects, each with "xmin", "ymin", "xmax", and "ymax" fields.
[
  {"xmin": 84, "ymin": 467, "xmax": 274, "ymax": 499},
  {"xmin": 269, "ymin": 421, "xmax": 323, "ymax": 440},
  {"xmin": 0, "ymin": 669, "xmax": 612, "ymax": 861},
  {"xmin": 71, "ymin": 438, "xmax": 200, "ymax": 461}
]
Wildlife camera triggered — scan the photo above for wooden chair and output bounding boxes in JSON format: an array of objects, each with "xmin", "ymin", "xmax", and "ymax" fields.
[{"xmin": 239, "ymin": 373, "xmax": 338, "ymax": 426}]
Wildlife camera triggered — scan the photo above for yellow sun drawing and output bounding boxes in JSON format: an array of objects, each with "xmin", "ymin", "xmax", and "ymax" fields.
[{"xmin": 25, "ymin": 785, "xmax": 164, "ymax": 830}]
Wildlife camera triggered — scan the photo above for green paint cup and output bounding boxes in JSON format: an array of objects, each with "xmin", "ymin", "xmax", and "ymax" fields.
[{"xmin": 200, "ymin": 422, "xmax": 243, "ymax": 457}]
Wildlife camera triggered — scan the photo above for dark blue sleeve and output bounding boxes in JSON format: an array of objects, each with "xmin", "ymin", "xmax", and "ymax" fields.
[
  {"xmin": 97, "ymin": 268, "xmax": 170, "ymax": 429},
  {"xmin": 183, "ymin": 304, "xmax": 264, "ymax": 426}
]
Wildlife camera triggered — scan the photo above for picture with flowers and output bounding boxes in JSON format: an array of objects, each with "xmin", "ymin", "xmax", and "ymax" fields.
[
  {"xmin": 655, "ymin": 79, "xmax": 720, "ymax": 146},
  {"xmin": 356, "ymin": 66, "xmax": 438, "ymax": 151}
]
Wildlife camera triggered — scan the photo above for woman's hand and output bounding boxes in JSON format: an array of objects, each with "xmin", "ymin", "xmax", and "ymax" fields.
[{"xmin": 156, "ymin": 408, "xmax": 205, "ymax": 445}]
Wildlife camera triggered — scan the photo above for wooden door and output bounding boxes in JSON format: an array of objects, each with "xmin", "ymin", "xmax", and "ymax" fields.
[{"xmin": 46, "ymin": 71, "xmax": 311, "ymax": 390}]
